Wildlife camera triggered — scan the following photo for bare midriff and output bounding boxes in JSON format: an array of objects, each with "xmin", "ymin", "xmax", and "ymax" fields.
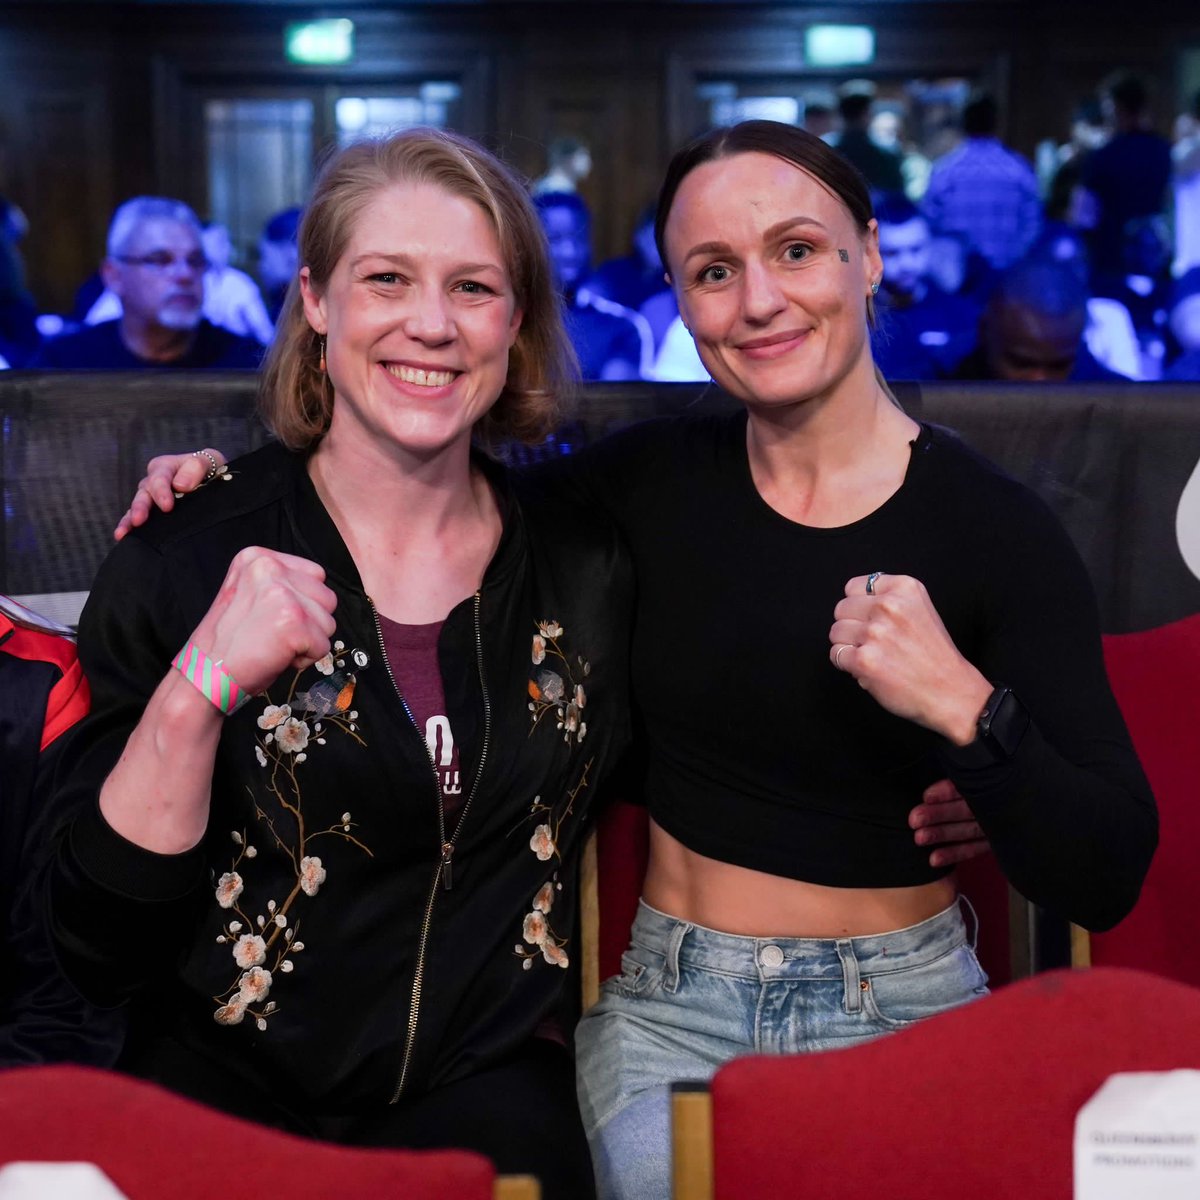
[{"xmin": 642, "ymin": 819, "xmax": 957, "ymax": 939}]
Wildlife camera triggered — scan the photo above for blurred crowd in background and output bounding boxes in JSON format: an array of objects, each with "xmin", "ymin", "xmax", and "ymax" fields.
[{"xmin": 1, "ymin": 67, "xmax": 1198, "ymax": 384}]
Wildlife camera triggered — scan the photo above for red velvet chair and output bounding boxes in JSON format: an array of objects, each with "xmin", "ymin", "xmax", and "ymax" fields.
[
  {"xmin": 1077, "ymin": 617, "xmax": 1200, "ymax": 985},
  {"xmin": 0, "ymin": 1064, "xmax": 538, "ymax": 1200},
  {"xmin": 670, "ymin": 966, "xmax": 1200, "ymax": 1200}
]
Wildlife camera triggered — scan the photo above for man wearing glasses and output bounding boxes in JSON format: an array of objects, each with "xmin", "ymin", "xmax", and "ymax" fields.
[{"xmin": 31, "ymin": 197, "xmax": 262, "ymax": 369}]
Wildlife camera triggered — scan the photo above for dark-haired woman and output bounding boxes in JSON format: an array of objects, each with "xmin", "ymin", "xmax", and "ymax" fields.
[{"xmin": 563, "ymin": 122, "xmax": 1154, "ymax": 1200}]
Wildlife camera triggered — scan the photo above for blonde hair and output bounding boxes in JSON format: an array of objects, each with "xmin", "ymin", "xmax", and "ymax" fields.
[{"xmin": 260, "ymin": 128, "xmax": 573, "ymax": 450}]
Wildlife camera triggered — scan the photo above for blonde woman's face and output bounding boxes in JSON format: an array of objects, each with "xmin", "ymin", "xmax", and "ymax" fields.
[{"xmin": 301, "ymin": 181, "xmax": 523, "ymax": 463}]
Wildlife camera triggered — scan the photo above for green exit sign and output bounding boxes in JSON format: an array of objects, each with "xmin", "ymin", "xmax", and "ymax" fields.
[
  {"xmin": 805, "ymin": 25, "xmax": 875, "ymax": 68},
  {"xmin": 285, "ymin": 19, "xmax": 355, "ymax": 66}
]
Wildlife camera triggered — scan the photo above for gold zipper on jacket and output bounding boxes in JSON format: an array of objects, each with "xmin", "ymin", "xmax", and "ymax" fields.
[{"xmin": 373, "ymin": 591, "xmax": 492, "ymax": 1104}]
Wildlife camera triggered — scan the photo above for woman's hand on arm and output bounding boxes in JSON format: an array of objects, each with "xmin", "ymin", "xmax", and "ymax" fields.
[
  {"xmin": 99, "ymin": 547, "xmax": 337, "ymax": 854},
  {"xmin": 113, "ymin": 448, "xmax": 228, "ymax": 542},
  {"xmin": 828, "ymin": 572, "xmax": 992, "ymax": 745},
  {"xmin": 909, "ymin": 779, "xmax": 990, "ymax": 867}
]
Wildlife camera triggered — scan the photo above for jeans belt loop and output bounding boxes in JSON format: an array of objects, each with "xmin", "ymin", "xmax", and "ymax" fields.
[
  {"xmin": 836, "ymin": 938, "xmax": 862, "ymax": 1013},
  {"xmin": 664, "ymin": 920, "xmax": 691, "ymax": 995},
  {"xmin": 958, "ymin": 893, "xmax": 981, "ymax": 951}
]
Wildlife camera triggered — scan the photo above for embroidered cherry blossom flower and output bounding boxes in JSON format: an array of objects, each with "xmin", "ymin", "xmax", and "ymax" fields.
[
  {"xmin": 532, "ymin": 634, "xmax": 546, "ymax": 665},
  {"xmin": 232, "ymin": 933, "xmax": 267, "ymax": 968},
  {"xmin": 244, "ymin": 845, "xmax": 257, "ymax": 859},
  {"xmin": 214, "ymin": 998, "xmax": 247, "ymax": 1025},
  {"xmin": 281, "ymin": 960, "xmax": 294, "ymax": 973},
  {"xmin": 274, "ymin": 913, "xmax": 287, "ymax": 929},
  {"xmin": 334, "ymin": 640, "xmax": 345, "ymax": 652},
  {"xmin": 257, "ymin": 704, "xmax": 291, "ymax": 731},
  {"xmin": 313, "ymin": 652, "xmax": 334, "ymax": 676},
  {"xmin": 562, "ymin": 701, "xmax": 580, "ymax": 734},
  {"xmin": 229, "ymin": 920, "xmax": 243, "ymax": 933},
  {"xmin": 275, "ymin": 718, "xmax": 310, "ymax": 755},
  {"xmin": 255, "ymin": 745, "xmax": 267, "ymax": 768},
  {"xmin": 542, "ymin": 941, "xmax": 569, "ymax": 969},
  {"xmin": 533, "ymin": 882, "xmax": 555, "ymax": 914},
  {"xmin": 535, "ymin": 670, "xmax": 565, "ymax": 704},
  {"xmin": 523, "ymin": 911, "xmax": 548, "ymax": 946},
  {"xmin": 237, "ymin": 966, "xmax": 272, "ymax": 1004},
  {"xmin": 232, "ymin": 831, "xmax": 243, "ymax": 845},
  {"xmin": 522, "ymin": 958, "xmax": 533, "ymax": 970},
  {"xmin": 578, "ymin": 722, "xmax": 588, "ymax": 743},
  {"xmin": 529, "ymin": 824, "xmax": 556, "ymax": 861},
  {"xmin": 256, "ymin": 1018, "xmax": 267, "ymax": 1031},
  {"xmin": 538, "ymin": 620, "xmax": 563, "ymax": 639},
  {"xmin": 215, "ymin": 871, "xmax": 244, "ymax": 909},
  {"xmin": 300, "ymin": 856, "xmax": 327, "ymax": 897},
  {"xmin": 575, "ymin": 684, "xmax": 587, "ymax": 709}
]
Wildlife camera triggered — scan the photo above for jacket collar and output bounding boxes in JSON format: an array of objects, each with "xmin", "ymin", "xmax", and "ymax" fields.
[{"xmin": 279, "ymin": 445, "xmax": 526, "ymax": 599}]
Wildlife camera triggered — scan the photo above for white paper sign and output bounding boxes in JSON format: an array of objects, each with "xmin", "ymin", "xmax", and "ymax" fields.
[
  {"xmin": 0, "ymin": 1163, "xmax": 130, "ymax": 1200},
  {"xmin": 1075, "ymin": 1070, "xmax": 1200, "ymax": 1199}
]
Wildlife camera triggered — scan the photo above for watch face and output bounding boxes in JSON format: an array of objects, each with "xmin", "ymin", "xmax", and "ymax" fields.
[{"xmin": 985, "ymin": 687, "xmax": 1030, "ymax": 760}]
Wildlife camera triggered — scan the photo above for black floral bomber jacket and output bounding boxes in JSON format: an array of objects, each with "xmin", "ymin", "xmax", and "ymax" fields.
[{"xmin": 43, "ymin": 441, "xmax": 632, "ymax": 1115}]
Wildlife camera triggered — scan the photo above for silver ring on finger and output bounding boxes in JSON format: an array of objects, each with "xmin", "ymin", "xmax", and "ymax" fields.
[
  {"xmin": 865, "ymin": 571, "xmax": 883, "ymax": 596},
  {"xmin": 192, "ymin": 448, "xmax": 220, "ymax": 483},
  {"xmin": 833, "ymin": 643, "xmax": 853, "ymax": 671}
]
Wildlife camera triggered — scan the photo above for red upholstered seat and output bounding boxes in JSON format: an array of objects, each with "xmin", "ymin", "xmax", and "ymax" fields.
[
  {"xmin": 595, "ymin": 799, "xmax": 650, "ymax": 982},
  {"xmin": 692, "ymin": 967, "xmax": 1200, "ymax": 1199},
  {"xmin": 0, "ymin": 1064, "xmax": 498, "ymax": 1200},
  {"xmin": 1091, "ymin": 616, "xmax": 1200, "ymax": 986}
]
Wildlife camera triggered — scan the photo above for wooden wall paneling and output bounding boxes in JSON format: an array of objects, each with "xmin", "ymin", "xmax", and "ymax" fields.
[
  {"xmin": 663, "ymin": 4, "xmax": 1014, "ymax": 154},
  {"xmin": 150, "ymin": 9, "xmax": 500, "ymax": 229},
  {"xmin": 499, "ymin": 19, "xmax": 663, "ymax": 264},
  {"xmin": 0, "ymin": 13, "xmax": 120, "ymax": 313}
]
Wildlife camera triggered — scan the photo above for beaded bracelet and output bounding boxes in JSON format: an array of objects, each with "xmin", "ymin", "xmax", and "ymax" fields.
[{"xmin": 171, "ymin": 642, "xmax": 252, "ymax": 715}]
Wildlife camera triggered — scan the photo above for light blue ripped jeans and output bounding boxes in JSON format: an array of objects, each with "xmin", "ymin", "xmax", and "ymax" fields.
[{"xmin": 575, "ymin": 897, "xmax": 989, "ymax": 1200}]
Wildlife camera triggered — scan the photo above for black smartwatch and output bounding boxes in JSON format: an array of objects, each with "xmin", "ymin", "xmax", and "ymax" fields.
[{"xmin": 944, "ymin": 684, "xmax": 1030, "ymax": 768}]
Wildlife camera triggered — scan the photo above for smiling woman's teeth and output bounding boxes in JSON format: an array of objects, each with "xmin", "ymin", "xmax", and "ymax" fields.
[{"xmin": 385, "ymin": 364, "xmax": 455, "ymax": 387}]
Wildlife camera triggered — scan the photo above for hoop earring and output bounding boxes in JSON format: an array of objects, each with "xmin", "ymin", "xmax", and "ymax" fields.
[{"xmin": 319, "ymin": 336, "xmax": 327, "ymax": 373}]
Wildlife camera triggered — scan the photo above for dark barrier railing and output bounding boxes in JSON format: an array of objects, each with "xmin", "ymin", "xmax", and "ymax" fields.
[{"xmin": 5, "ymin": 372, "xmax": 1199, "ymax": 629}]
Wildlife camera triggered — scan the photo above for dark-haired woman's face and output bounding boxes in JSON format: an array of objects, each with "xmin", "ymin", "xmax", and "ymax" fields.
[{"xmin": 663, "ymin": 151, "xmax": 879, "ymax": 411}]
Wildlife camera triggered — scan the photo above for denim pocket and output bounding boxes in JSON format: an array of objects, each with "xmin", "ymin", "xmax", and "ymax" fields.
[
  {"xmin": 607, "ymin": 945, "xmax": 665, "ymax": 999},
  {"xmin": 859, "ymin": 944, "xmax": 989, "ymax": 1029}
]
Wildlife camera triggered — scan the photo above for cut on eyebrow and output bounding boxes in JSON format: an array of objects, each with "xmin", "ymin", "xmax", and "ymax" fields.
[{"xmin": 680, "ymin": 215, "xmax": 830, "ymax": 265}]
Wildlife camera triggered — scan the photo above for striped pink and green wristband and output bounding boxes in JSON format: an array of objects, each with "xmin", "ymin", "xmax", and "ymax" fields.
[{"xmin": 171, "ymin": 642, "xmax": 252, "ymax": 715}]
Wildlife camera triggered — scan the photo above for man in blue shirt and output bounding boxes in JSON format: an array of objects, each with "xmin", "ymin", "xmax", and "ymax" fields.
[
  {"xmin": 31, "ymin": 197, "xmax": 261, "ymax": 369},
  {"xmin": 872, "ymin": 194, "xmax": 980, "ymax": 379},
  {"xmin": 534, "ymin": 192, "xmax": 650, "ymax": 380},
  {"xmin": 953, "ymin": 257, "xmax": 1129, "ymax": 382}
]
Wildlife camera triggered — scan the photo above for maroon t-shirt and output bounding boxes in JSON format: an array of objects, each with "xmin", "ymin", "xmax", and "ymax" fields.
[
  {"xmin": 376, "ymin": 613, "xmax": 464, "ymax": 821},
  {"xmin": 378, "ymin": 612, "xmax": 565, "ymax": 1043}
]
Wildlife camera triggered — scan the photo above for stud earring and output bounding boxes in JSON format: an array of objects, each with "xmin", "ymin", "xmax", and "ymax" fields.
[
  {"xmin": 870, "ymin": 280, "xmax": 880, "ymax": 296},
  {"xmin": 319, "ymin": 336, "xmax": 327, "ymax": 373}
]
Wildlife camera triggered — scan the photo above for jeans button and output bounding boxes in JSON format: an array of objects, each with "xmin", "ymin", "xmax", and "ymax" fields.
[{"xmin": 760, "ymin": 944, "xmax": 785, "ymax": 968}]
